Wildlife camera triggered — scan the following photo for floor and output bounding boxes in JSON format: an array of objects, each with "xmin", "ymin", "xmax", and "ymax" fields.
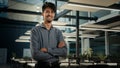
[{"xmin": 0, "ymin": 64, "xmax": 11, "ymax": 68}]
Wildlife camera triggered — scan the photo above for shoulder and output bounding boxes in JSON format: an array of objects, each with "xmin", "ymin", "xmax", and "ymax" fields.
[
  {"xmin": 31, "ymin": 25, "xmax": 41, "ymax": 32},
  {"xmin": 53, "ymin": 27, "xmax": 61, "ymax": 32},
  {"xmin": 53, "ymin": 27, "xmax": 63, "ymax": 36}
]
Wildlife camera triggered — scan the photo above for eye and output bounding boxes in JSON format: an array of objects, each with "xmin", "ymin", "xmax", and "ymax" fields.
[
  {"xmin": 45, "ymin": 10, "xmax": 50, "ymax": 13},
  {"xmin": 51, "ymin": 11, "xmax": 54, "ymax": 13}
]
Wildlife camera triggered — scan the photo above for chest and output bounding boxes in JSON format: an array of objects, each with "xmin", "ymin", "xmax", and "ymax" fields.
[{"xmin": 38, "ymin": 29, "xmax": 58, "ymax": 48}]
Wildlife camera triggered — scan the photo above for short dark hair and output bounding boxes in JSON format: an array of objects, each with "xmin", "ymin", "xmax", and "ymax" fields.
[{"xmin": 42, "ymin": 2, "xmax": 56, "ymax": 13}]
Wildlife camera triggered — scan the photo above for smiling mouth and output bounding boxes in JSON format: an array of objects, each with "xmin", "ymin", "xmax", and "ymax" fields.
[
  {"xmin": 48, "ymin": 16, "xmax": 51, "ymax": 18},
  {"xmin": 47, "ymin": 16, "xmax": 53, "ymax": 19},
  {"xmin": 47, "ymin": 16, "xmax": 52, "ymax": 18}
]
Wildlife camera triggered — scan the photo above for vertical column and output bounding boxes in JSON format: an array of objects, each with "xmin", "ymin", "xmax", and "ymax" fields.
[
  {"xmin": 65, "ymin": 41, "xmax": 70, "ymax": 56},
  {"xmin": 81, "ymin": 37, "xmax": 84, "ymax": 55},
  {"xmin": 105, "ymin": 31, "xmax": 109, "ymax": 56},
  {"xmin": 55, "ymin": 0, "xmax": 57, "ymax": 18},
  {"xmin": 76, "ymin": 11, "xmax": 79, "ymax": 58},
  {"xmin": 84, "ymin": 38, "xmax": 90, "ymax": 51}
]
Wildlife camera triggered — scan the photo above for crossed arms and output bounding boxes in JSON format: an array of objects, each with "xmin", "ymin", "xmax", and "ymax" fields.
[{"xmin": 30, "ymin": 29, "xmax": 67, "ymax": 61}]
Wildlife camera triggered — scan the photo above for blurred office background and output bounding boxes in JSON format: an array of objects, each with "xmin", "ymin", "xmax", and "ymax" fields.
[{"xmin": 0, "ymin": 0, "xmax": 120, "ymax": 68}]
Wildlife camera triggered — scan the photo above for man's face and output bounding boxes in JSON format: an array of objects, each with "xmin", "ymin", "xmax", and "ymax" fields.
[{"xmin": 42, "ymin": 7, "xmax": 55, "ymax": 23}]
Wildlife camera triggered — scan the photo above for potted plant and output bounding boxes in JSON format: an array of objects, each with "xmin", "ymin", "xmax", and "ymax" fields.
[
  {"xmin": 12, "ymin": 52, "xmax": 16, "ymax": 59},
  {"xmin": 83, "ymin": 48, "xmax": 93, "ymax": 62},
  {"xmin": 97, "ymin": 53, "xmax": 107, "ymax": 63}
]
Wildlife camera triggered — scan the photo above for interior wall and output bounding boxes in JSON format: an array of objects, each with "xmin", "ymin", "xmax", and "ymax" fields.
[{"xmin": 0, "ymin": 18, "xmax": 36, "ymax": 62}]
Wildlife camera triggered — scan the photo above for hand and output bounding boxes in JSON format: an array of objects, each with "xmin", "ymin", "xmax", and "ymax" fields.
[
  {"xmin": 58, "ymin": 41, "xmax": 65, "ymax": 48},
  {"xmin": 40, "ymin": 48, "xmax": 47, "ymax": 53}
]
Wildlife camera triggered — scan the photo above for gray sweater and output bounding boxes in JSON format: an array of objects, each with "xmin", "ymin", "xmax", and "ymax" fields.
[{"xmin": 30, "ymin": 24, "xmax": 67, "ymax": 63}]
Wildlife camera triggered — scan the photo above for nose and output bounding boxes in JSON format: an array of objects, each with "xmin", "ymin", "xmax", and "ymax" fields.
[{"xmin": 48, "ymin": 12, "xmax": 53, "ymax": 15}]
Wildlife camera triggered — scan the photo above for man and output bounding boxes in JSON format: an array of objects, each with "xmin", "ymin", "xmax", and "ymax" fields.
[{"xmin": 30, "ymin": 2, "xmax": 67, "ymax": 68}]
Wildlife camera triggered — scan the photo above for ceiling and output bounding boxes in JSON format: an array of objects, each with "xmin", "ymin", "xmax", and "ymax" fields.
[
  {"xmin": 69, "ymin": 0, "xmax": 120, "ymax": 6},
  {"xmin": 0, "ymin": 0, "xmax": 120, "ymax": 42},
  {"xmin": 60, "ymin": 0, "xmax": 120, "ymax": 39}
]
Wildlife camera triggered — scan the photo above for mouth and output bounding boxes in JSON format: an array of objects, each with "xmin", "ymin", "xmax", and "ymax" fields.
[
  {"xmin": 47, "ymin": 16, "xmax": 53, "ymax": 19},
  {"xmin": 47, "ymin": 16, "xmax": 52, "ymax": 18},
  {"xmin": 48, "ymin": 16, "xmax": 51, "ymax": 18},
  {"xmin": 46, "ymin": 17, "xmax": 53, "ymax": 21}
]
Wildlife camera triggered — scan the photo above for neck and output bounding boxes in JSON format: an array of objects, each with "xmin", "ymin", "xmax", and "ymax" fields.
[{"xmin": 44, "ymin": 22, "xmax": 52, "ymax": 30}]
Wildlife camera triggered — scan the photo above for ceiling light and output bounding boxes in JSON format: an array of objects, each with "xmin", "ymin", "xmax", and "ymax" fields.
[
  {"xmin": 26, "ymin": 30, "xmax": 31, "ymax": 33},
  {"xmin": 61, "ymin": 2, "xmax": 120, "ymax": 12},
  {"xmin": 24, "ymin": 30, "xmax": 31, "ymax": 35},
  {"xmin": 36, "ymin": 6, "xmax": 40, "ymax": 9},
  {"xmin": 19, "ymin": 36, "xmax": 30, "ymax": 39},
  {"xmin": 80, "ymin": 27, "xmax": 120, "ymax": 32},
  {"xmin": 63, "ymin": 33, "xmax": 97, "ymax": 38},
  {"xmin": 80, "ymin": 34, "xmax": 98, "ymax": 38},
  {"xmin": 61, "ymin": 3, "xmax": 97, "ymax": 12},
  {"xmin": 68, "ymin": 3, "xmax": 120, "ymax": 11},
  {"xmin": 15, "ymin": 39, "xmax": 30, "ymax": 42},
  {"xmin": 36, "ymin": 10, "xmax": 40, "ymax": 12},
  {"xmin": 69, "ymin": 0, "xmax": 120, "ymax": 7},
  {"xmin": 65, "ymin": 38, "xmax": 76, "ymax": 41},
  {"xmin": 52, "ymin": 21, "xmax": 68, "ymax": 26},
  {"xmin": 24, "ymin": 32, "xmax": 30, "ymax": 35}
]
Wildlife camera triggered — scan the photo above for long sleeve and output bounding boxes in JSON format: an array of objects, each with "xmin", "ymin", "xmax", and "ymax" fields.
[
  {"xmin": 30, "ymin": 28, "xmax": 53, "ymax": 61},
  {"xmin": 48, "ymin": 29, "xmax": 67, "ymax": 57},
  {"xmin": 48, "ymin": 46, "xmax": 67, "ymax": 57}
]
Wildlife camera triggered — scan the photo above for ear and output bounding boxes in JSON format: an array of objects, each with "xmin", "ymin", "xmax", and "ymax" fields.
[
  {"xmin": 42, "ymin": 13, "xmax": 43, "ymax": 16},
  {"xmin": 42, "ymin": 11, "xmax": 45, "ymax": 16}
]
